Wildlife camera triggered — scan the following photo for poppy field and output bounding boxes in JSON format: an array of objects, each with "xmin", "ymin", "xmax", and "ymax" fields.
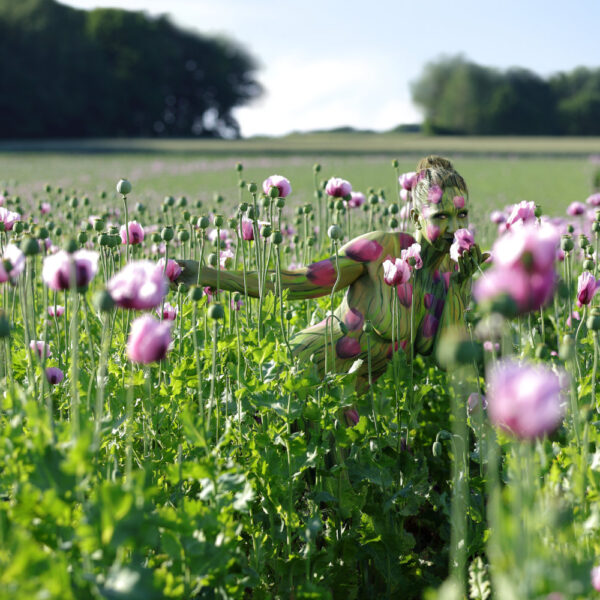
[{"xmin": 1, "ymin": 144, "xmax": 600, "ymax": 599}]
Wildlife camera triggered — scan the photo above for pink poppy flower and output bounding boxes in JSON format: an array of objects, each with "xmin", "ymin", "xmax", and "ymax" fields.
[
  {"xmin": 587, "ymin": 193, "xmax": 600, "ymax": 207},
  {"xmin": 566, "ymin": 201, "xmax": 586, "ymax": 216},
  {"xmin": 48, "ymin": 305, "xmax": 65, "ymax": 318},
  {"xmin": 108, "ymin": 260, "xmax": 168, "ymax": 310},
  {"xmin": 127, "ymin": 315, "xmax": 172, "ymax": 364},
  {"xmin": 427, "ymin": 184, "xmax": 443, "ymax": 204},
  {"xmin": 398, "ymin": 171, "xmax": 417, "ymax": 190},
  {"xmin": 348, "ymin": 192, "xmax": 366, "ymax": 208},
  {"xmin": 325, "ymin": 177, "xmax": 352, "ymax": 198},
  {"xmin": 30, "ymin": 340, "xmax": 51, "ymax": 359},
  {"xmin": 450, "ymin": 229, "xmax": 475, "ymax": 262},
  {"xmin": 157, "ymin": 302, "xmax": 178, "ymax": 321},
  {"xmin": 0, "ymin": 244, "xmax": 25, "ymax": 283},
  {"xmin": 40, "ymin": 202, "xmax": 51, "ymax": 214},
  {"xmin": 591, "ymin": 565, "xmax": 600, "ymax": 591},
  {"xmin": 576, "ymin": 271, "xmax": 598, "ymax": 307},
  {"xmin": 120, "ymin": 220, "xmax": 145, "ymax": 245},
  {"xmin": 262, "ymin": 175, "xmax": 292, "ymax": 198},
  {"xmin": 0, "ymin": 207, "xmax": 21, "ymax": 231},
  {"xmin": 382, "ymin": 257, "xmax": 411, "ymax": 286},
  {"xmin": 487, "ymin": 359, "xmax": 566, "ymax": 439},
  {"xmin": 46, "ymin": 367, "xmax": 64, "ymax": 385},
  {"xmin": 401, "ymin": 242, "xmax": 423, "ymax": 269},
  {"xmin": 505, "ymin": 201, "xmax": 536, "ymax": 229},
  {"xmin": 241, "ymin": 219, "xmax": 254, "ymax": 241},
  {"xmin": 42, "ymin": 250, "xmax": 99, "ymax": 291},
  {"xmin": 157, "ymin": 258, "xmax": 183, "ymax": 282}
]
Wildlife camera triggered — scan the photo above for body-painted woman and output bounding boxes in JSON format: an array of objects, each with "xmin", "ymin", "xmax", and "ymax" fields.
[{"xmin": 177, "ymin": 156, "xmax": 485, "ymax": 389}]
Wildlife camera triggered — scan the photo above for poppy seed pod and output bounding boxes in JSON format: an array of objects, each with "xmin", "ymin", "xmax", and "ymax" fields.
[
  {"xmin": 189, "ymin": 286, "xmax": 203, "ymax": 302},
  {"xmin": 328, "ymin": 225, "xmax": 343, "ymax": 240},
  {"xmin": 208, "ymin": 303, "xmax": 225, "ymax": 320},
  {"xmin": 197, "ymin": 216, "xmax": 210, "ymax": 229},
  {"xmin": 214, "ymin": 214, "xmax": 224, "ymax": 227},
  {"xmin": 587, "ymin": 309, "xmax": 600, "ymax": 331},
  {"xmin": 93, "ymin": 290, "xmax": 115, "ymax": 312},
  {"xmin": 164, "ymin": 195, "xmax": 175, "ymax": 207},
  {"xmin": 116, "ymin": 179, "xmax": 132, "ymax": 196},
  {"xmin": 161, "ymin": 227, "xmax": 174, "ymax": 242}
]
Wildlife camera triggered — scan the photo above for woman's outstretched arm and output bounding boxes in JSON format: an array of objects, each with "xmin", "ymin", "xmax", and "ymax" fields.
[{"xmin": 174, "ymin": 232, "xmax": 393, "ymax": 299}]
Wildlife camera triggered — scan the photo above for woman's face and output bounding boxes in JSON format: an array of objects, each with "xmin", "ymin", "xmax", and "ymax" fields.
[{"xmin": 414, "ymin": 185, "xmax": 469, "ymax": 251}]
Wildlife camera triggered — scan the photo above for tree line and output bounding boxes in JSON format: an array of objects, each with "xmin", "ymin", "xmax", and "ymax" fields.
[
  {"xmin": 0, "ymin": 0, "xmax": 262, "ymax": 138},
  {"xmin": 411, "ymin": 55, "xmax": 600, "ymax": 135}
]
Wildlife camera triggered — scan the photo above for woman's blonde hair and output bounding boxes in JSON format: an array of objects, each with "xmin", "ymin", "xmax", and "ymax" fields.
[{"xmin": 412, "ymin": 155, "xmax": 468, "ymax": 211}]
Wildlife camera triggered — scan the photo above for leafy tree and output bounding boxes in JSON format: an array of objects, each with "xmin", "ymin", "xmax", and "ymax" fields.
[{"xmin": 0, "ymin": 0, "xmax": 262, "ymax": 138}]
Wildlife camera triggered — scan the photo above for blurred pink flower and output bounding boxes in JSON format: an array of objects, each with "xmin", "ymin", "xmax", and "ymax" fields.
[
  {"xmin": 467, "ymin": 392, "xmax": 487, "ymax": 414},
  {"xmin": 398, "ymin": 171, "xmax": 417, "ymax": 190},
  {"xmin": 40, "ymin": 202, "xmax": 51, "ymax": 214},
  {"xmin": 241, "ymin": 219, "xmax": 254, "ymax": 241},
  {"xmin": 203, "ymin": 286, "xmax": 214, "ymax": 303},
  {"xmin": 325, "ymin": 177, "xmax": 352, "ymax": 198},
  {"xmin": 127, "ymin": 315, "xmax": 172, "ymax": 363},
  {"xmin": 566, "ymin": 310, "xmax": 580, "ymax": 328},
  {"xmin": 30, "ymin": 340, "xmax": 51, "ymax": 359},
  {"xmin": 42, "ymin": 250, "xmax": 99, "ymax": 291},
  {"xmin": 120, "ymin": 221, "xmax": 145, "ymax": 245},
  {"xmin": 493, "ymin": 222, "xmax": 560, "ymax": 273},
  {"xmin": 263, "ymin": 175, "xmax": 292, "ymax": 198},
  {"xmin": 231, "ymin": 297, "xmax": 243, "ymax": 311},
  {"xmin": 576, "ymin": 271, "xmax": 598, "ymax": 307},
  {"xmin": 487, "ymin": 359, "xmax": 566, "ymax": 439},
  {"xmin": 48, "ymin": 305, "xmax": 65, "ymax": 318},
  {"xmin": 401, "ymin": 242, "xmax": 423, "ymax": 269},
  {"xmin": 0, "ymin": 244, "xmax": 25, "ymax": 283},
  {"xmin": 587, "ymin": 193, "xmax": 600, "ymax": 207},
  {"xmin": 45, "ymin": 367, "xmax": 64, "ymax": 385},
  {"xmin": 505, "ymin": 201, "xmax": 536, "ymax": 229},
  {"xmin": 490, "ymin": 210, "xmax": 506, "ymax": 224},
  {"xmin": 0, "ymin": 207, "xmax": 21, "ymax": 231},
  {"xmin": 566, "ymin": 201, "xmax": 586, "ymax": 216},
  {"xmin": 157, "ymin": 302, "xmax": 177, "ymax": 321},
  {"xmin": 382, "ymin": 257, "xmax": 411, "ymax": 286},
  {"xmin": 591, "ymin": 565, "xmax": 600, "ymax": 591},
  {"xmin": 157, "ymin": 258, "xmax": 182, "ymax": 282},
  {"xmin": 483, "ymin": 340, "xmax": 500, "ymax": 352},
  {"xmin": 219, "ymin": 248, "xmax": 234, "ymax": 269},
  {"xmin": 108, "ymin": 260, "xmax": 168, "ymax": 310},
  {"xmin": 449, "ymin": 229, "xmax": 475, "ymax": 262},
  {"xmin": 348, "ymin": 192, "xmax": 366, "ymax": 208}
]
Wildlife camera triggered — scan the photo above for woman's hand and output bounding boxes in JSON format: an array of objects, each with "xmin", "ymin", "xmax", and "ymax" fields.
[
  {"xmin": 173, "ymin": 260, "xmax": 199, "ymax": 287},
  {"xmin": 452, "ymin": 245, "xmax": 489, "ymax": 286}
]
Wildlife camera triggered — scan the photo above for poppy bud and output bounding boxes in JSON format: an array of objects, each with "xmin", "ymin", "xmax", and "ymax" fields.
[{"xmin": 116, "ymin": 179, "xmax": 132, "ymax": 196}]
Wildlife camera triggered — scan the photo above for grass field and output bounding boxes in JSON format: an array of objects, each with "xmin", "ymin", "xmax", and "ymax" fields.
[{"xmin": 1, "ymin": 134, "xmax": 598, "ymax": 248}]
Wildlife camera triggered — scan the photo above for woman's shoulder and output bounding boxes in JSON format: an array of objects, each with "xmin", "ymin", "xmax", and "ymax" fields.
[{"xmin": 339, "ymin": 230, "xmax": 416, "ymax": 263}]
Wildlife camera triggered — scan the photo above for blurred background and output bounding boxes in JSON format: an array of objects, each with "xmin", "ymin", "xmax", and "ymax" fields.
[{"xmin": 1, "ymin": 0, "xmax": 599, "ymax": 139}]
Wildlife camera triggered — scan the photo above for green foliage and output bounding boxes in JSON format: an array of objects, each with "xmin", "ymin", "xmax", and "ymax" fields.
[
  {"xmin": 0, "ymin": 0, "xmax": 261, "ymax": 138},
  {"xmin": 412, "ymin": 55, "xmax": 600, "ymax": 135}
]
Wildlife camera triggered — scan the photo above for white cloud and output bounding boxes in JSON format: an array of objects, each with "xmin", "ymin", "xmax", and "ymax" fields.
[{"xmin": 234, "ymin": 55, "xmax": 421, "ymax": 136}]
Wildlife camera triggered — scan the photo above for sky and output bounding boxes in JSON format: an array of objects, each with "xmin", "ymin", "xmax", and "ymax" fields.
[{"xmin": 58, "ymin": 0, "xmax": 600, "ymax": 137}]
